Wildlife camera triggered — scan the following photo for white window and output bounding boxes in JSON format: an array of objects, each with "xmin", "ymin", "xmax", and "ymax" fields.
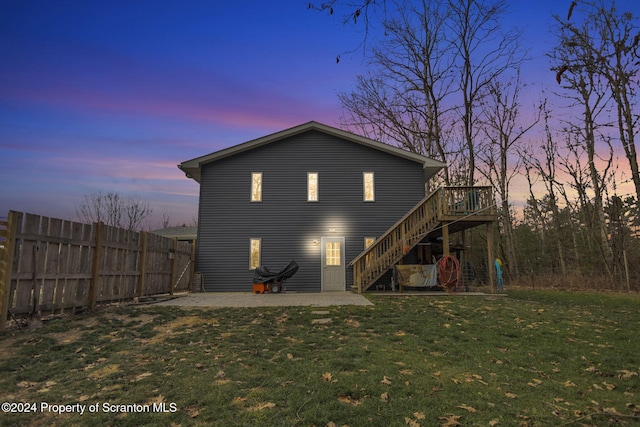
[
  {"xmin": 249, "ymin": 238, "xmax": 261, "ymax": 269},
  {"xmin": 308, "ymin": 172, "xmax": 318, "ymax": 202},
  {"xmin": 325, "ymin": 241, "xmax": 341, "ymax": 266},
  {"xmin": 251, "ymin": 172, "xmax": 262, "ymax": 202},
  {"xmin": 363, "ymin": 172, "xmax": 375, "ymax": 202}
]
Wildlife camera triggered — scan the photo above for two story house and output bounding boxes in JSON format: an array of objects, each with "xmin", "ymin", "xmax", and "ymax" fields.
[{"xmin": 179, "ymin": 121, "xmax": 448, "ymax": 292}]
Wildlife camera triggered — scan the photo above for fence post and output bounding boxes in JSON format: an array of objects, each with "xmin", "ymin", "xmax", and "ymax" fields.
[
  {"xmin": 170, "ymin": 237, "xmax": 178, "ymax": 295},
  {"xmin": 137, "ymin": 231, "xmax": 148, "ymax": 297},
  {"xmin": 89, "ymin": 222, "xmax": 104, "ymax": 311},
  {"xmin": 190, "ymin": 239, "xmax": 196, "ymax": 292},
  {"xmin": 0, "ymin": 211, "xmax": 20, "ymax": 332}
]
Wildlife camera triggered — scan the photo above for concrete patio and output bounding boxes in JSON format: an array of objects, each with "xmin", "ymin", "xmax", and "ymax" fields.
[{"xmin": 149, "ymin": 291, "xmax": 374, "ymax": 308}]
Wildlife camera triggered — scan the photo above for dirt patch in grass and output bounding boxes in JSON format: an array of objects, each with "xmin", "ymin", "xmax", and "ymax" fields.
[
  {"xmin": 147, "ymin": 315, "xmax": 218, "ymax": 344},
  {"xmin": 48, "ymin": 328, "xmax": 85, "ymax": 345},
  {"xmin": 97, "ymin": 310, "xmax": 158, "ymax": 324},
  {"xmin": 87, "ymin": 363, "xmax": 121, "ymax": 379},
  {"xmin": 0, "ymin": 336, "xmax": 19, "ymax": 359}
]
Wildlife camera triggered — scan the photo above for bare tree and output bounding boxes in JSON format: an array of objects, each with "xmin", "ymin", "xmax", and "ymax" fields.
[
  {"xmin": 557, "ymin": 0, "xmax": 640, "ymax": 215},
  {"xmin": 551, "ymin": 1, "xmax": 621, "ymax": 276},
  {"xmin": 338, "ymin": 0, "xmax": 456, "ymax": 185},
  {"xmin": 477, "ymin": 73, "xmax": 540, "ymax": 276},
  {"xmin": 329, "ymin": 0, "xmax": 526, "ymax": 187},
  {"xmin": 160, "ymin": 209, "xmax": 171, "ymax": 229},
  {"xmin": 522, "ymin": 109, "xmax": 569, "ymax": 276},
  {"xmin": 447, "ymin": 0, "xmax": 527, "ymax": 185},
  {"xmin": 556, "ymin": 133, "xmax": 591, "ymax": 262},
  {"xmin": 76, "ymin": 191, "xmax": 153, "ymax": 231}
]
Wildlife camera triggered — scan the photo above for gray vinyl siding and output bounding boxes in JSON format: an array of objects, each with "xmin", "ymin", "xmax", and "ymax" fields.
[{"xmin": 196, "ymin": 130, "xmax": 426, "ymax": 292}]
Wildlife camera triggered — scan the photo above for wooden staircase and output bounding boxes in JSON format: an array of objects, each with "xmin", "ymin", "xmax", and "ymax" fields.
[{"xmin": 350, "ymin": 186, "xmax": 495, "ymax": 293}]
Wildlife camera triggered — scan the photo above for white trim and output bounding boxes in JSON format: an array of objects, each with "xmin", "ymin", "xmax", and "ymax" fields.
[{"xmin": 321, "ymin": 236, "xmax": 346, "ymax": 291}]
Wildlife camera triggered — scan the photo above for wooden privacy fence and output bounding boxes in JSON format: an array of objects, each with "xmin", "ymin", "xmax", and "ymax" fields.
[{"xmin": 0, "ymin": 211, "xmax": 195, "ymax": 331}]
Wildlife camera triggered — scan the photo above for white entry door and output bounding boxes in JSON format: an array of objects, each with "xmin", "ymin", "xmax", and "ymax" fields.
[{"xmin": 321, "ymin": 237, "xmax": 346, "ymax": 291}]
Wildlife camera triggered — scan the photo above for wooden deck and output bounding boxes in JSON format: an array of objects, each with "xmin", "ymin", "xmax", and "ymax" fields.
[{"xmin": 350, "ymin": 186, "xmax": 497, "ymax": 293}]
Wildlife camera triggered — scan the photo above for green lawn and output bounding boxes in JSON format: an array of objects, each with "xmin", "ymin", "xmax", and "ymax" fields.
[{"xmin": 0, "ymin": 290, "xmax": 638, "ymax": 426}]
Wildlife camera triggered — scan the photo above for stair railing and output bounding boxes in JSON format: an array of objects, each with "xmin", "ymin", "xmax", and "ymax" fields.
[{"xmin": 350, "ymin": 186, "xmax": 494, "ymax": 293}]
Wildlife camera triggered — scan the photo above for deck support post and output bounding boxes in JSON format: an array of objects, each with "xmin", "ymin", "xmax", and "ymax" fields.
[
  {"xmin": 486, "ymin": 221, "xmax": 495, "ymax": 293},
  {"xmin": 442, "ymin": 222, "xmax": 450, "ymax": 256},
  {"xmin": 460, "ymin": 229, "xmax": 467, "ymax": 287}
]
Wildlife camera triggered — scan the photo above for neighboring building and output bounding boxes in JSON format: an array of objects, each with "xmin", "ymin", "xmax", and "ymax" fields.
[
  {"xmin": 149, "ymin": 226, "xmax": 197, "ymax": 243},
  {"xmin": 179, "ymin": 121, "xmax": 446, "ymax": 292}
]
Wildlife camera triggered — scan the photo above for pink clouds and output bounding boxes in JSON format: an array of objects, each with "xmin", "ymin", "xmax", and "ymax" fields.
[
  {"xmin": 53, "ymin": 156, "xmax": 182, "ymax": 181},
  {"xmin": 4, "ymin": 69, "xmax": 340, "ymax": 136},
  {"xmin": 0, "ymin": 42, "xmax": 343, "ymax": 135}
]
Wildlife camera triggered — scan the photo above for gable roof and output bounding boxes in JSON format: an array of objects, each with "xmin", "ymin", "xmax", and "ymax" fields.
[{"xmin": 178, "ymin": 121, "xmax": 445, "ymax": 183}]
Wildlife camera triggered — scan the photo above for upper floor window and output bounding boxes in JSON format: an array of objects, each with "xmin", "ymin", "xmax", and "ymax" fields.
[
  {"xmin": 308, "ymin": 172, "xmax": 318, "ymax": 202},
  {"xmin": 363, "ymin": 172, "xmax": 375, "ymax": 202},
  {"xmin": 251, "ymin": 172, "xmax": 262, "ymax": 202}
]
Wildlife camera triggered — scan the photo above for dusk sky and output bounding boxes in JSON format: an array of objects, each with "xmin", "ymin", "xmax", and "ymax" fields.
[{"xmin": 1, "ymin": 1, "xmax": 633, "ymax": 227}]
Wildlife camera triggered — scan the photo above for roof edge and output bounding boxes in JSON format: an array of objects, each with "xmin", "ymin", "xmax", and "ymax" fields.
[{"xmin": 178, "ymin": 121, "xmax": 445, "ymax": 183}]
